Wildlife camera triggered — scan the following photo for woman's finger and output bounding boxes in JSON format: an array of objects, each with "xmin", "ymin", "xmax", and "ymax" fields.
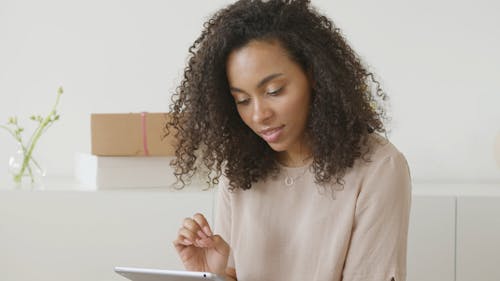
[
  {"xmin": 172, "ymin": 237, "xmax": 193, "ymax": 248},
  {"xmin": 192, "ymin": 213, "xmax": 213, "ymax": 236},
  {"xmin": 183, "ymin": 217, "xmax": 203, "ymax": 234},
  {"xmin": 172, "ymin": 234, "xmax": 194, "ymax": 253},
  {"xmin": 196, "ymin": 236, "xmax": 213, "ymax": 248},
  {"xmin": 177, "ymin": 227, "xmax": 198, "ymax": 243}
]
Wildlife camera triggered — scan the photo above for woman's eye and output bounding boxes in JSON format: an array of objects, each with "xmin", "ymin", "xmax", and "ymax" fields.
[
  {"xmin": 267, "ymin": 87, "xmax": 283, "ymax": 96},
  {"xmin": 236, "ymin": 99, "xmax": 249, "ymax": 105}
]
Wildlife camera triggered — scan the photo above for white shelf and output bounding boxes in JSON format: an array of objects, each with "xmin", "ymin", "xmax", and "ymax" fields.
[
  {"xmin": 0, "ymin": 176, "xmax": 212, "ymax": 192},
  {"xmin": 1, "ymin": 182, "xmax": 499, "ymax": 281},
  {"xmin": 2, "ymin": 179, "xmax": 498, "ymax": 195},
  {"xmin": 412, "ymin": 183, "xmax": 500, "ymax": 196}
]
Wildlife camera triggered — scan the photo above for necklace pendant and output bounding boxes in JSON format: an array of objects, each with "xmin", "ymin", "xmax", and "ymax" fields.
[{"xmin": 285, "ymin": 176, "xmax": 294, "ymax": 186}]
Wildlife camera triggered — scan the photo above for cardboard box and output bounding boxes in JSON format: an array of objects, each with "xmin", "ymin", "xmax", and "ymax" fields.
[{"xmin": 91, "ymin": 112, "xmax": 176, "ymax": 156}]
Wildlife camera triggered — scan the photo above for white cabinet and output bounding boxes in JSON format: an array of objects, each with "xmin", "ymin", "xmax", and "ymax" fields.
[
  {"xmin": 407, "ymin": 196, "xmax": 455, "ymax": 281},
  {"xmin": 0, "ymin": 189, "xmax": 215, "ymax": 281},
  {"xmin": 1, "ymin": 183, "xmax": 499, "ymax": 281},
  {"xmin": 410, "ymin": 184, "xmax": 500, "ymax": 281},
  {"xmin": 456, "ymin": 196, "xmax": 500, "ymax": 281}
]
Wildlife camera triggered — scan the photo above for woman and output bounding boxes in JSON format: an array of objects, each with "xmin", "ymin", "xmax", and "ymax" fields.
[{"xmin": 169, "ymin": 1, "xmax": 411, "ymax": 280}]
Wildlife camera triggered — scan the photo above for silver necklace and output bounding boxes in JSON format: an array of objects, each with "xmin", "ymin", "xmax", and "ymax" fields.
[{"xmin": 284, "ymin": 166, "xmax": 309, "ymax": 186}]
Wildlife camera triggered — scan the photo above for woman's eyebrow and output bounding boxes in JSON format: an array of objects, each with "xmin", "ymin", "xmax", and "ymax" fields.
[
  {"xmin": 256, "ymin": 73, "xmax": 283, "ymax": 88},
  {"xmin": 230, "ymin": 73, "xmax": 284, "ymax": 93}
]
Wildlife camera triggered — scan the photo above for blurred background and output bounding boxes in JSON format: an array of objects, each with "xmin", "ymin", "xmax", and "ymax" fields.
[
  {"xmin": 0, "ymin": 1, "xmax": 499, "ymax": 281},
  {"xmin": 0, "ymin": 0, "xmax": 499, "ymax": 185}
]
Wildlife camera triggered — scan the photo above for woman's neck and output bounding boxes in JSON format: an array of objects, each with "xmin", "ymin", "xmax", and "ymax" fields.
[
  {"xmin": 276, "ymin": 137, "xmax": 313, "ymax": 167},
  {"xmin": 277, "ymin": 149, "xmax": 313, "ymax": 167}
]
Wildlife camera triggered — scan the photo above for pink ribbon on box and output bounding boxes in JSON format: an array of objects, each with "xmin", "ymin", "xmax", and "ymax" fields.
[{"xmin": 140, "ymin": 112, "xmax": 150, "ymax": 156}]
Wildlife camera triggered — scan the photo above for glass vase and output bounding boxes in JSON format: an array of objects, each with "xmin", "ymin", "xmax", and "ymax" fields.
[{"xmin": 8, "ymin": 145, "xmax": 46, "ymax": 189}]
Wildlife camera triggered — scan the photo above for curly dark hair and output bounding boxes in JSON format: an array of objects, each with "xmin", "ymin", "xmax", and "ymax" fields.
[{"xmin": 166, "ymin": 0, "xmax": 389, "ymax": 190}]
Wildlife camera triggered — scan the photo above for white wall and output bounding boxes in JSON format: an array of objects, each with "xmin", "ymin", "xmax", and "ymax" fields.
[{"xmin": 1, "ymin": 0, "xmax": 499, "ymax": 186}]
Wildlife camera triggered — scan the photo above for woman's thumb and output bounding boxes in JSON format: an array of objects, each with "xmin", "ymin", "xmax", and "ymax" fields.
[{"xmin": 211, "ymin": 234, "xmax": 230, "ymax": 256}]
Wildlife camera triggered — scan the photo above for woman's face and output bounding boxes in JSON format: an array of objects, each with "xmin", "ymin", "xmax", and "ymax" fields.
[{"xmin": 226, "ymin": 40, "xmax": 312, "ymax": 163}]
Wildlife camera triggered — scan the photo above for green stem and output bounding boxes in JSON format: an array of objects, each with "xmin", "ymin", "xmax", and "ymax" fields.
[
  {"xmin": 13, "ymin": 91, "xmax": 62, "ymax": 183},
  {"xmin": 27, "ymin": 159, "xmax": 34, "ymax": 183},
  {"xmin": 31, "ymin": 156, "xmax": 43, "ymax": 171},
  {"xmin": 25, "ymin": 122, "xmax": 42, "ymax": 152},
  {"xmin": 40, "ymin": 121, "xmax": 55, "ymax": 136}
]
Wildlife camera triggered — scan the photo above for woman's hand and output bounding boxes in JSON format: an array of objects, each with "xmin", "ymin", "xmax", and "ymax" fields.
[{"xmin": 172, "ymin": 213, "xmax": 230, "ymax": 277}]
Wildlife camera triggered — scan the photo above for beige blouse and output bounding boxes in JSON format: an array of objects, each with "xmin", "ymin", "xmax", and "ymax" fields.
[{"xmin": 214, "ymin": 135, "xmax": 412, "ymax": 281}]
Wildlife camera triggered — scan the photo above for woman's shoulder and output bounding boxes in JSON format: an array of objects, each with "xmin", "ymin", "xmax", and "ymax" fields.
[
  {"xmin": 354, "ymin": 133, "xmax": 412, "ymax": 201},
  {"xmin": 361, "ymin": 134, "xmax": 410, "ymax": 186},
  {"xmin": 364, "ymin": 133, "xmax": 406, "ymax": 163},
  {"xmin": 349, "ymin": 133, "xmax": 410, "ymax": 179}
]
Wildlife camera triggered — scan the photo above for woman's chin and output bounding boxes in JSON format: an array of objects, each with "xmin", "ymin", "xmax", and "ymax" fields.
[{"xmin": 266, "ymin": 142, "xmax": 287, "ymax": 152}]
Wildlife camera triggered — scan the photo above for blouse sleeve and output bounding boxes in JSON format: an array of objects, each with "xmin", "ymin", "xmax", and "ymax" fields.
[
  {"xmin": 342, "ymin": 152, "xmax": 412, "ymax": 281},
  {"xmin": 213, "ymin": 177, "xmax": 236, "ymax": 268}
]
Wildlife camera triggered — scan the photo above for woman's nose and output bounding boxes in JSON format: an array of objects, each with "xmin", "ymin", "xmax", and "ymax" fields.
[{"xmin": 252, "ymin": 100, "xmax": 272, "ymax": 124}]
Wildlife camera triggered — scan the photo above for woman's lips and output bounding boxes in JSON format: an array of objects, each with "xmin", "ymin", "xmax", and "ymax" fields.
[{"xmin": 259, "ymin": 126, "xmax": 284, "ymax": 143}]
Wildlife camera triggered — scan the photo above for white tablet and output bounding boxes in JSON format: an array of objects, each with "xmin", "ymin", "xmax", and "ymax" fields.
[{"xmin": 114, "ymin": 266, "xmax": 225, "ymax": 281}]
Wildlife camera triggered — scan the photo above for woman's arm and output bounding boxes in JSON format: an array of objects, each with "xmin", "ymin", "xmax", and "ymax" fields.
[{"xmin": 341, "ymin": 152, "xmax": 411, "ymax": 281}]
